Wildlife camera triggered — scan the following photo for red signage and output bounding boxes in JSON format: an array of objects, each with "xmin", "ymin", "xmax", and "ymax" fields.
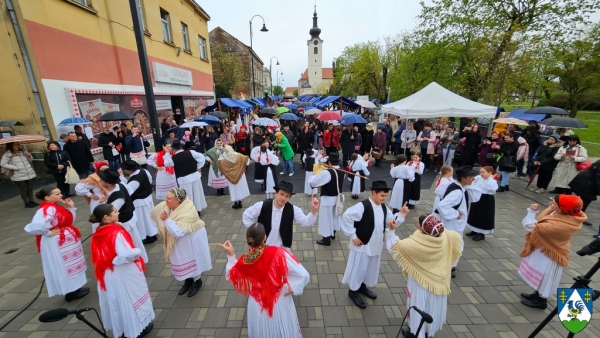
[{"xmin": 131, "ymin": 96, "xmax": 143, "ymax": 108}]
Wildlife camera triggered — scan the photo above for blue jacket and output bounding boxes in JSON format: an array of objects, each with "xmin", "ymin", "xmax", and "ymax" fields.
[
  {"xmin": 125, "ymin": 134, "xmax": 150, "ymax": 153},
  {"xmin": 393, "ymin": 124, "xmax": 406, "ymax": 144}
]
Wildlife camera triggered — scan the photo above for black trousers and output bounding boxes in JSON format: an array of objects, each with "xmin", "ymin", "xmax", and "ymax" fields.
[
  {"xmin": 52, "ymin": 172, "xmax": 70, "ymax": 197},
  {"xmin": 13, "ymin": 179, "xmax": 34, "ymax": 204},
  {"xmin": 325, "ymin": 146, "xmax": 337, "ymax": 155},
  {"xmin": 536, "ymin": 170, "xmax": 553, "ymax": 189}
]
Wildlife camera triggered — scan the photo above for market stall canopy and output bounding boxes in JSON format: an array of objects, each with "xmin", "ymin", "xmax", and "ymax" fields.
[
  {"xmin": 0, "ymin": 134, "xmax": 47, "ymax": 146},
  {"xmin": 381, "ymin": 82, "xmax": 496, "ymax": 118},
  {"xmin": 506, "ymin": 109, "xmax": 548, "ymax": 122}
]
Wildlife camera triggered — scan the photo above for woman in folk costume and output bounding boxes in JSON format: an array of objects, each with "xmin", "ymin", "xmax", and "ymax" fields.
[
  {"xmin": 431, "ymin": 165, "xmax": 454, "ymax": 215},
  {"xmin": 465, "ymin": 166, "xmax": 499, "ymax": 241},
  {"xmin": 407, "ymin": 152, "xmax": 425, "ymax": 209},
  {"xmin": 119, "ymin": 160, "xmax": 157, "ymax": 245},
  {"xmin": 89, "ymin": 204, "xmax": 154, "ymax": 338},
  {"xmin": 518, "ymin": 195, "xmax": 586, "ymax": 309},
  {"xmin": 75, "ymin": 161, "xmax": 109, "ymax": 232},
  {"xmin": 24, "ymin": 187, "xmax": 89, "ymax": 301},
  {"xmin": 219, "ymin": 223, "xmax": 309, "ymax": 338},
  {"xmin": 151, "ymin": 188, "xmax": 212, "ymax": 297},
  {"xmin": 205, "ymin": 138, "xmax": 229, "ymax": 196},
  {"xmin": 302, "ymin": 149, "xmax": 318, "ymax": 196},
  {"xmin": 387, "ymin": 211, "xmax": 462, "ymax": 338},
  {"xmin": 349, "ymin": 153, "xmax": 370, "ymax": 200},
  {"xmin": 219, "ymin": 145, "xmax": 251, "ymax": 209},
  {"xmin": 147, "ymin": 141, "xmax": 177, "ymax": 200},
  {"xmin": 390, "ymin": 154, "xmax": 415, "ymax": 214},
  {"xmin": 251, "ymin": 140, "xmax": 280, "ymax": 199}
]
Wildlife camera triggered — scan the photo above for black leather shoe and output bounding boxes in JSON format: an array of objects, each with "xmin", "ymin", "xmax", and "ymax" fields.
[
  {"xmin": 217, "ymin": 189, "xmax": 224, "ymax": 196},
  {"xmin": 505, "ymin": 185, "xmax": 510, "ymax": 191},
  {"xmin": 137, "ymin": 322, "xmax": 153, "ymax": 337},
  {"xmin": 348, "ymin": 290, "xmax": 366, "ymax": 309},
  {"xmin": 28, "ymin": 201, "xmax": 39, "ymax": 206},
  {"xmin": 521, "ymin": 295, "xmax": 547, "ymax": 309},
  {"xmin": 178, "ymin": 278, "xmax": 193, "ymax": 295},
  {"xmin": 25, "ymin": 202, "xmax": 36, "ymax": 208},
  {"xmin": 497, "ymin": 186, "xmax": 505, "ymax": 192},
  {"xmin": 520, "ymin": 290, "xmax": 539, "ymax": 300},
  {"xmin": 351, "ymin": 195, "xmax": 359, "ymax": 199},
  {"xmin": 65, "ymin": 287, "xmax": 89, "ymax": 302},
  {"xmin": 232, "ymin": 202, "xmax": 239, "ymax": 209},
  {"xmin": 401, "ymin": 327, "xmax": 417, "ymax": 338},
  {"xmin": 150, "ymin": 235, "xmax": 158, "ymax": 243},
  {"xmin": 142, "ymin": 237, "xmax": 151, "ymax": 245},
  {"xmin": 465, "ymin": 231, "xmax": 477, "ymax": 237},
  {"xmin": 331, "ymin": 230, "xmax": 336, "ymax": 240},
  {"xmin": 238, "ymin": 201, "xmax": 242, "ymax": 209},
  {"xmin": 316, "ymin": 237, "xmax": 331, "ymax": 246},
  {"xmin": 407, "ymin": 204, "xmax": 415, "ymax": 209},
  {"xmin": 187, "ymin": 278, "xmax": 202, "ymax": 297},
  {"xmin": 359, "ymin": 283, "xmax": 377, "ymax": 299},
  {"xmin": 472, "ymin": 233, "xmax": 485, "ymax": 241},
  {"xmin": 197, "ymin": 211, "xmax": 202, "ymax": 217},
  {"xmin": 451, "ymin": 267, "xmax": 456, "ymax": 278}
]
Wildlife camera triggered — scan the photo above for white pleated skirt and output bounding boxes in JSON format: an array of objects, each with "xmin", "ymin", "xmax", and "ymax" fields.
[
  {"xmin": 121, "ymin": 216, "xmax": 148, "ymax": 263},
  {"xmin": 317, "ymin": 205, "xmax": 340, "ymax": 237},
  {"xmin": 155, "ymin": 171, "xmax": 177, "ymax": 200},
  {"xmin": 134, "ymin": 202, "xmax": 158, "ymax": 239},
  {"xmin": 519, "ymin": 248, "xmax": 563, "ymax": 298},
  {"xmin": 341, "ymin": 251, "xmax": 380, "ymax": 291},
  {"xmin": 40, "ymin": 236, "xmax": 88, "ymax": 297},
  {"xmin": 304, "ymin": 172, "xmax": 317, "ymax": 194},
  {"xmin": 180, "ymin": 179, "xmax": 208, "ymax": 211},
  {"xmin": 247, "ymin": 285, "xmax": 302, "ymax": 338},
  {"xmin": 228, "ymin": 173, "xmax": 250, "ymax": 202},
  {"xmin": 405, "ymin": 277, "xmax": 447, "ymax": 338},
  {"xmin": 265, "ymin": 167, "xmax": 276, "ymax": 194}
]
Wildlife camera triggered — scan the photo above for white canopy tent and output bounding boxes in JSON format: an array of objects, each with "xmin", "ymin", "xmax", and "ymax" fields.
[{"xmin": 381, "ymin": 82, "xmax": 497, "ymax": 119}]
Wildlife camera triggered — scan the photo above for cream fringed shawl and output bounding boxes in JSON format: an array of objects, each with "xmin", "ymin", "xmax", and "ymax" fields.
[
  {"xmin": 150, "ymin": 199, "xmax": 205, "ymax": 262},
  {"xmin": 390, "ymin": 230, "xmax": 462, "ymax": 296}
]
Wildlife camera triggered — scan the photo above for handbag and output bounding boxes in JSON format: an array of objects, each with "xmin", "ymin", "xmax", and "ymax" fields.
[
  {"xmin": 130, "ymin": 137, "xmax": 147, "ymax": 165},
  {"xmin": 1, "ymin": 156, "xmax": 14, "ymax": 177},
  {"xmin": 575, "ymin": 148, "xmax": 591, "ymax": 171},
  {"xmin": 499, "ymin": 155, "xmax": 516, "ymax": 168},
  {"xmin": 111, "ymin": 147, "xmax": 120, "ymax": 157},
  {"xmin": 332, "ymin": 169, "xmax": 345, "ymax": 216},
  {"xmin": 65, "ymin": 161, "xmax": 80, "ymax": 184}
]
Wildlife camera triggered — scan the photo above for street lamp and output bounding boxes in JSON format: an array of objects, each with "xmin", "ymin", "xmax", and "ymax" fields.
[
  {"xmin": 276, "ymin": 69, "xmax": 283, "ymax": 96},
  {"xmin": 269, "ymin": 56, "xmax": 279, "ymax": 96},
  {"xmin": 249, "ymin": 15, "xmax": 268, "ymax": 98}
]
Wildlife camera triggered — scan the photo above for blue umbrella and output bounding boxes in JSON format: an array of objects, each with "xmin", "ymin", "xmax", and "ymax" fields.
[
  {"xmin": 286, "ymin": 104, "xmax": 298, "ymax": 110},
  {"xmin": 341, "ymin": 114, "xmax": 368, "ymax": 125},
  {"xmin": 279, "ymin": 113, "xmax": 300, "ymax": 121},
  {"xmin": 58, "ymin": 117, "xmax": 92, "ymax": 126},
  {"xmin": 194, "ymin": 115, "xmax": 223, "ymax": 125}
]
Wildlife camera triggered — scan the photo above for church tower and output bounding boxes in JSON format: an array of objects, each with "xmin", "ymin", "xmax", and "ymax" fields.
[{"xmin": 307, "ymin": 6, "xmax": 323, "ymax": 92}]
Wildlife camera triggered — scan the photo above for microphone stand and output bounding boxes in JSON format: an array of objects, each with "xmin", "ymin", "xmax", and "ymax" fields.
[
  {"xmin": 396, "ymin": 306, "xmax": 431, "ymax": 338},
  {"xmin": 75, "ymin": 311, "xmax": 109, "ymax": 338}
]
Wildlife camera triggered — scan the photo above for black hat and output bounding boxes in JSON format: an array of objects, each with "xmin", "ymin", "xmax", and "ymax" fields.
[
  {"xmin": 370, "ymin": 180, "xmax": 392, "ymax": 191},
  {"xmin": 328, "ymin": 152, "xmax": 340, "ymax": 164},
  {"xmin": 172, "ymin": 140, "xmax": 183, "ymax": 149},
  {"xmin": 121, "ymin": 160, "xmax": 140, "ymax": 171},
  {"xmin": 304, "ymin": 149, "xmax": 314, "ymax": 156},
  {"xmin": 273, "ymin": 181, "xmax": 295, "ymax": 195},
  {"xmin": 455, "ymin": 166, "xmax": 479, "ymax": 178},
  {"xmin": 97, "ymin": 168, "xmax": 120, "ymax": 184}
]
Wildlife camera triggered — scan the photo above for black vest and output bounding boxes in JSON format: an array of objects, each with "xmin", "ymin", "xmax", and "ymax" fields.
[
  {"xmin": 353, "ymin": 199, "xmax": 388, "ymax": 245},
  {"xmin": 257, "ymin": 199, "xmax": 295, "ymax": 248},
  {"xmin": 107, "ymin": 184, "xmax": 135, "ymax": 223},
  {"xmin": 434, "ymin": 182, "xmax": 467, "ymax": 214},
  {"xmin": 172, "ymin": 151, "xmax": 198, "ymax": 179},
  {"xmin": 305, "ymin": 156, "xmax": 315, "ymax": 172},
  {"xmin": 321, "ymin": 168, "xmax": 344, "ymax": 196},
  {"xmin": 128, "ymin": 170, "xmax": 152, "ymax": 201}
]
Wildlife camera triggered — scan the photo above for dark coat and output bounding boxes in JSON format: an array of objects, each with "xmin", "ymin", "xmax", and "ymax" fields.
[
  {"xmin": 298, "ymin": 130, "xmax": 314, "ymax": 153},
  {"xmin": 459, "ymin": 131, "xmax": 482, "ymax": 165},
  {"xmin": 523, "ymin": 129, "xmax": 541, "ymax": 156},
  {"xmin": 63, "ymin": 140, "xmax": 94, "ymax": 174},
  {"xmin": 498, "ymin": 140, "xmax": 520, "ymax": 172},
  {"xmin": 360, "ymin": 129, "xmax": 374, "ymax": 154},
  {"xmin": 373, "ymin": 131, "xmax": 387, "ymax": 150},
  {"xmin": 44, "ymin": 150, "xmax": 72, "ymax": 175},
  {"xmin": 341, "ymin": 129, "xmax": 359, "ymax": 154},
  {"xmin": 252, "ymin": 133, "xmax": 266, "ymax": 148},
  {"xmin": 97, "ymin": 132, "xmax": 120, "ymax": 160},
  {"xmin": 116, "ymin": 130, "xmax": 132, "ymax": 154},
  {"xmin": 569, "ymin": 160, "xmax": 600, "ymax": 201},
  {"xmin": 534, "ymin": 140, "xmax": 563, "ymax": 172},
  {"xmin": 203, "ymin": 131, "xmax": 218, "ymax": 149},
  {"xmin": 125, "ymin": 134, "xmax": 150, "ymax": 153}
]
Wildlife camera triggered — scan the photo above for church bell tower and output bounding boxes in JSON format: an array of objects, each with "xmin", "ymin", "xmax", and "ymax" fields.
[{"xmin": 307, "ymin": 5, "xmax": 323, "ymax": 92}]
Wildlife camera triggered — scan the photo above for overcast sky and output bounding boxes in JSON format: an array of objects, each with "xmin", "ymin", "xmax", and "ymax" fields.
[{"xmin": 199, "ymin": 0, "xmax": 427, "ymax": 90}]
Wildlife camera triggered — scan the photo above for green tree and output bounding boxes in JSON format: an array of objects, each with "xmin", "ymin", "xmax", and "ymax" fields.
[
  {"xmin": 292, "ymin": 89, "xmax": 298, "ymax": 97},
  {"xmin": 273, "ymin": 86, "xmax": 284, "ymax": 96},
  {"xmin": 210, "ymin": 42, "xmax": 243, "ymax": 95},
  {"xmin": 214, "ymin": 84, "xmax": 232, "ymax": 99}
]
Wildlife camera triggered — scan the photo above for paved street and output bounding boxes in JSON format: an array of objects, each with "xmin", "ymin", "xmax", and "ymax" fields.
[{"xmin": 0, "ymin": 174, "xmax": 599, "ymax": 338}]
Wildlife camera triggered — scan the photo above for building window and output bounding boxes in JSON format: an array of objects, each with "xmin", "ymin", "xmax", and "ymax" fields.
[
  {"xmin": 198, "ymin": 36, "xmax": 207, "ymax": 60},
  {"xmin": 73, "ymin": 0, "xmax": 91, "ymax": 6},
  {"xmin": 181, "ymin": 22, "xmax": 190, "ymax": 50},
  {"xmin": 314, "ymin": 47, "xmax": 318, "ymax": 54},
  {"xmin": 160, "ymin": 9, "xmax": 172, "ymax": 43}
]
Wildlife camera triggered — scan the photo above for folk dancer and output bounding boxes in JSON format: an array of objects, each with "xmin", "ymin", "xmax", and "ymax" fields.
[
  {"xmin": 302, "ymin": 149, "xmax": 319, "ymax": 196},
  {"xmin": 390, "ymin": 155, "xmax": 415, "ymax": 214},
  {"xmin": 90, "ymin": 204, "xmax": 154, "ymax": 338},
  {"xmin": 97, "ymin": 168, "xmax": 148, "ymax": 263},
  {"xmin": 75, "ymin": 161, "xmax": 109, "ymax": 232},
  {"xmin": 349, "ymin": 153, "xmax": 370, "ymax": 200},
  {"xmin": 309, "ymin": 152, "xmax": 344, "ymax": 246},
  {"xmin": 151, "ymin": 188, "xmax": 212, "ymax": 297},
  {"xmin": 387, "ymin": 211, "xmax": 462, "ymax": 338},
  {"xmin": 433, "ymin": 166, "xmax": 480, "ymax": 278},
  {"xmin": 119, "ymin": 160, "xmax": 157, "ymax": 245},
  {"xmin": 518, "ymin": 195, "xmax": 585, "ymax": 309},
  {"xmin": 251, "ymin": 141, "xmax": 280, "ymax": 199},
  {"xmin": 171, "ymin": 141, "xmax": 208, "ymax": 215},
  {"xmin": 466, "ymin": 166, "xmax": 499, "ymax": 241},
  {"xmin": 218, "ymin": 145, "xmax": 251, "ymax": 209},
  {"xmin": 24, "ymin": 187, "xmax": 88, "ymax": 301},
  {"xmin": 205, "ymin": 139, "xmax": 229, "ymax": 196},
  {"xmin": 431, "ymin": 165, "xmax": 454, "ymax": 215},
  {"xmin": 219, "ymin": 223, "xmax": 309, "ymax": 338},
  {"xmin": 407, "ymin": 152, "xmax": 425, "ymax": 209},
  {"xmin": 243, "ymin": 181, "xmax": 319, "ymax": 251},
  {"xmin": 147, "ymin": 141, "xmax": 177, "ymax": 200},
  {"xmin": 341, "ymin": 181, "xmax": 395, "ymax": 309}
]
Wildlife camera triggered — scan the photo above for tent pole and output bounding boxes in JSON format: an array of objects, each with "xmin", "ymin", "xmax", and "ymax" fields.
[{"xmin": 217, "ymin": 99, "xmax": 222, "ymax": 112}]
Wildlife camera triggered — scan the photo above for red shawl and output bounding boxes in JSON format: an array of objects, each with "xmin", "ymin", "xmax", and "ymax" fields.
[
  {"xmin": 156, "ymin": 150, "xmax": 175, "ymax": 175},
  {"xmin": 36, "ymin": 202, "xmax": 81, "ymax": 253},
  {"xmin": 229, "ymin": 245, "xmax": 297, "ymax": 317},
  {"xmin": 91, "ymin": 223, "xmax": 145, "ymax": 291}
]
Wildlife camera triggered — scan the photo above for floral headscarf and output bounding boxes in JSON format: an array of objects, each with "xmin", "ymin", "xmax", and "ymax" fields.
[
  {"xmin": 169, "ymin": 188, "xmax": 187, "ymax": 203},
  {"xmin": 421, "ymin": 215, "xmax": 445, "ymax": 237}
]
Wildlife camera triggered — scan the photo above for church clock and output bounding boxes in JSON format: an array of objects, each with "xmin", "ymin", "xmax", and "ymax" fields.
[{"xmin": 313, "ymin": 40, "xmax": 319, "ymax": 45}]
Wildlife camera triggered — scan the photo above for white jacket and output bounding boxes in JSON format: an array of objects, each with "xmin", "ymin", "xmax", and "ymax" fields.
[
  {"xmin": 551, "ymin": 144, "xmax": 588, "ymax": 189},
  {"xmin": 1, "ymin": 151, "xmax": 36, "ymax": 181}
]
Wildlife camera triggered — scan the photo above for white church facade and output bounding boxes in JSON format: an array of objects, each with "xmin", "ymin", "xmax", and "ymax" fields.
[{"xmin": 297, "ymin": 7, "xmax": 333, "ymax": 96}]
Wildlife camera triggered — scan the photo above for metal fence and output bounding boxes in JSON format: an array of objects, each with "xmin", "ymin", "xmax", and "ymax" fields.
[{"xmin": 582, "ymin": 141, "xmax": 600, "ymax": 158}]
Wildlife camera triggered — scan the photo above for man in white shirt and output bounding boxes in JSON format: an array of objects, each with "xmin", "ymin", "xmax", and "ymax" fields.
[
  {"xmin": 171, "ymin": 141, "xmax": 207, "ymax": 215},
  {"xmin": 309, "ymin": 152, "xmax": 344, "ymax": 246},
  {"xmin": 242, "ymin": 181, "xmax": 319, "ymax": 250}
]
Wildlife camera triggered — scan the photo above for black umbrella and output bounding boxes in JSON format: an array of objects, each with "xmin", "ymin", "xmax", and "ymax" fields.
[
  {"xmin": 540, "ymin": 117, "xmax": 588, "ymax": 129},
  {"xmin": 261, "ymin": 107, "xmax": 277, "ymax": 115},
  {"xmin": 209, "ymin": 111, "xmax": 229, "ymax": 118},
  {"xmin": 163, "ymin": 127, "xmax": 185, "ymax": 141},
  {"xmin": 97, "ymin": 111, "xmax": 135, "ymax": 121},
  {"xmin": 525, "ymin": 106, "xmax": 569, "ymax": 116}
]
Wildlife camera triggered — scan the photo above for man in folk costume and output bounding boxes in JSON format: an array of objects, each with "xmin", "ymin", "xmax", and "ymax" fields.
[
  {"xmin": 349, "ymin": 153, "xmax": 370, "ymax": 200},
  {"xmin": 387, "ymin": 211, "xmax": 462, "ymax": 338},
  {"xmin": 205, "ymin": 139, "xmax": 228, "ymax": 196},
  {"xmin": 75, "ymin": 161, "xmax": 109, "ymax": 232},
  {"xmin": 309, "ymin": 152, "xmax": 345, "ymax": 246},
  {"xmin": 171, "ymin": 141, "xmax": 207, "ymax": 215},
  {"xmin": 251, "ymin": 140, "xmax": 280, "ymax": 199},
  {"xmin": 390, "ymin": 155, "xmax": 415, "ymax": 214},
  {"xmin": 219, "ymin": 223, "xmax": 309, "ymax": 338},
  {"xmin": 119, "ymin": 160, "xmax": 157, "ymax": 245},
  {"xmin": 219, "ymin": 145, "xmax": 251, "ymax": 209},
  {"xmin": 341, "ymin": 181, "xmax": 395, "ymax": 309},
  {"xmin": 432, "ymin": 166, "xmax": 480, "ymax": 278},
  {"xmin": 518, "ymin": 196, "xmax": 586, "ymax": 309},
  {"xmin": 274, "ymin": 131, "xmax": 295, "ymax": 176},
  {"xmin": 243, "ymin": 181, "xmax": 319, "ymax": 251},
  {"xmin": 97, "ymin": 168, "xmax": 148, "ymax": 263},
  {"xmin": 151, "ymin": 188, "xmax": 212, "ymax": 297},
  {"xmin": 302, "ymin": 149, "xmax": 318, "ymax": 196}
]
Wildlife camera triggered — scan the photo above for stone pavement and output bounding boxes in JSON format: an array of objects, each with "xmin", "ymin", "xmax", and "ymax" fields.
[{"xmin": 0, "ymin": 174, "xmax": 599, "ymax": 338}]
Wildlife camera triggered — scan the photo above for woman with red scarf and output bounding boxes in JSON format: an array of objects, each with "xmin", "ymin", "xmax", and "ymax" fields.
[
  {"xmin": 219, "ymin": 223, "xmax": 309, "ymax": 337},
  {"xmin": 90, "ymin": 204, "xmax": 154, "ymax": 338},
  {"xmin": 323, "ymin": 123, "xmax": 339, "ymax": 155},
  {"xmin": 24, "ymin": 187, "xmax": 89, "ymax": 301},
  {"xmin": 148, "ymin": 141, "xmax": 177, "ymax": 200},
  {"xmin": 235, "ymin": 125, "xmax": 251, "ymax": 156}
]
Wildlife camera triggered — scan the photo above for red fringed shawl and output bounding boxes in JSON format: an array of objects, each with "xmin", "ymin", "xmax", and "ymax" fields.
[
  {"xmin": 36, "ymin": 202, "xmax": 81, "ymax": 253},
  {"xmin": 229, "ymin": 245, "xmax": 295, "ymax": 317},
  {"xmin": 156, "ymin": 150, "xmax": 175, "ymax": 175},
  {"xmin": 91, "ymin": 223, "xmax": 145, "ymax": 291}
]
